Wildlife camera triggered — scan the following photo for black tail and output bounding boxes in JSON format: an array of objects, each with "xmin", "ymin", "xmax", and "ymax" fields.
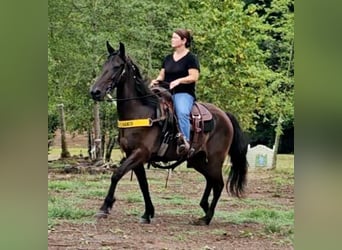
[{"xmin": 226, "ymin": 112, "xmax": 248, "ymax": 198}]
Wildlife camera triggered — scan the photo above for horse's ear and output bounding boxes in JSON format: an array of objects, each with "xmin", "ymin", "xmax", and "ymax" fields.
[
  {"xmin": 106, "ymin": 41, "xmax": 115, "ymax": 54},
  {"xmin": 119, "ymin": 42, "xmax": 125, "ymax": 60}
]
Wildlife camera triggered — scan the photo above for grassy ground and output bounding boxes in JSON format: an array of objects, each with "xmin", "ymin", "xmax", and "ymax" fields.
[
  {"xmin": 48, "ymin": 152, "xmax": 294, "ymax": 249},
  {"xmin": 48, "ymin": 148, "xmax": 125, "ymax": 162}
]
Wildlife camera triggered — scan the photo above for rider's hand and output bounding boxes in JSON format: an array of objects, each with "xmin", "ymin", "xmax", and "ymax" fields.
[
  {"xmin": 150, "ymin": 79, "xmax": 159, "ymax": 87},
  {"xmin": 170, "ymin": 79, "xmax": 181, "ymax": 90}
]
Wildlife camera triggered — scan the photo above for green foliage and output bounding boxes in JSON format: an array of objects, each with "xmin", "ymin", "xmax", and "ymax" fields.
[
  {"xmin": 48, "ymin": 112, "xmax": 59, "ymax": 140},
  {"xmin": 48, "ymin": 0, "xmax": 294, "ymax": 137},
  {"xmin": 243, "ymin": 0, "xmax": 294, "ymax": 135}
]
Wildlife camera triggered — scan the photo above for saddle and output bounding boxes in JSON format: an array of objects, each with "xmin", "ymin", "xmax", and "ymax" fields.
[
  {"xmin": 151, "ymin": 86, "xmax": 214, "ymax": 157},
  {"xmin": 190, "ymin": 102, "xmax": 213, "ymax": 152}
]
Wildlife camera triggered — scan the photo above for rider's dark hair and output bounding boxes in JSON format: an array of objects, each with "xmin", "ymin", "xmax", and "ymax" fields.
[{"xmin": 174, "ymin": 29, "xmax": 193, "ymax": 48}]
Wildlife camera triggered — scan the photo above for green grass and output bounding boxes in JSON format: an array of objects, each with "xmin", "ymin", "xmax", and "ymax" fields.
[
  {"xmin": 216, "ymin": 208, "xmax": 294, "ymax": 237},
  {"xmin": 221, "ymin": 156, "xmax": 294, "ymax": 239},
  {"xmin": 157, "ymin": 194, "xmax": 190, "ymax": 205},
  {"xmin": 48, "ymin": 154, "xmax": 294, "ymax": 244},
  {"xmin": 49, "ymin": 201, "xmax": 94, "ymax": 220},
  {"xmin": 276, "ymin": 154, "xmax": 294, "ymax": 169},
  {"xmin": 80, "ymin": 189, "xmax": 107, "ymax": 198},
  {"xmin": 162, "ymin": 208, "xmax": 202, "ymax": 216},
  {"xmin": 49, "ymin": 147, "xmax": 87, "ymax": 156},
  {"xmin": 227, "ymin": 198, "xmax": 287, "ymax": 210},
  {"xmin": 48, "ymin": 180, "xmax": 80, "ymax": 191},
  {"xmin": 124, "ymin": 207, "xmax": 141, "ymax": 216},
  {"xmin": 125, "ymin": 192, "xmax": 143, "ymax": 203},
  {"xmin": 48, "ymin": 174, "xmax": 109, "ymax": 229},
  {"xmin": 48, "ymin": 175, "xmax": 110, "ymax": 191},
  {"xmin": 271, "ymin": 155, "xmax": 294, "ymax": 196},
  {"xmin": 49, "ymin": 148, "xmax": 124, "ymax": 162},
  {"xmin": 211, "ymin": 229, "xmax": 228, "ymax": 235},
  {"xmin": 48, "ymin": 162, "xmax": 68, "ymax": 169},
  {"xmin": 48, "ymin": 196, "xmax": 95, "ymax": 229}
]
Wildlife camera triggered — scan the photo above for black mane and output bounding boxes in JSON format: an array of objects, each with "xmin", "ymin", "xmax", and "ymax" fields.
[{"xmin": 127, "ymin": 59, "xmax": 159, "ymax": 109}]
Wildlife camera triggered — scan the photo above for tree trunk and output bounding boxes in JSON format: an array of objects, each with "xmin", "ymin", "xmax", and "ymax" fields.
[
  {"xmin": 101, "ymin": 133, "xmax": 106, "ymax": 158},
  {"xmin": 93, "ymin": 101, "xmax": 102, "ymax": 161},
  {"xmin": 58, "ymin": 104, "xmax": 70, "ymax": 158},
  {"xmin": 271, "ymin": 38, "xmax": 293, "ymax": 169},
  {"xmin": 271, "ymin": 115, "xmax": 283, "ymax": 169},
  {"xmin": 87, "ymin": 128, "xmax": 93, "ymax": 159},
  {"xmin": 105, "ymin": 134, "xmax": 116, "ymax": 162}
]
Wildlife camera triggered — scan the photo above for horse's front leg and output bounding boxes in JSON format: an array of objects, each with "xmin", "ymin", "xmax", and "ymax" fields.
[
  {"xmin": 134, "ymin": 164, "xmax": 154, "ymax": 224},
  {"xmin": 96, "ymin": 148, "xmax": 148, "ymax": 219}
]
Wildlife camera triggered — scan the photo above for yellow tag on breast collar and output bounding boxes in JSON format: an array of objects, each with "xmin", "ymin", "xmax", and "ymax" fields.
[{"xmin": 117, "ymin": 118, "xmax": 153, "ymax": 128}]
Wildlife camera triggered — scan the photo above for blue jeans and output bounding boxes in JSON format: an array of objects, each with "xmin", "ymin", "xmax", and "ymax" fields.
[{"xmin": 173, "ymin": 93, "xmax": 194, "ymax": 142}]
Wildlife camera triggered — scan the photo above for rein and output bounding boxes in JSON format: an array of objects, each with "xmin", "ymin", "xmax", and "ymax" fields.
[{"xmin": 105, "ymin": 89, "xmax": 169, "ymax": 103}]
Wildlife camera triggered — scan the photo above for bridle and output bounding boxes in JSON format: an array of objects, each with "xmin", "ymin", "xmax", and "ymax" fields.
[
  {"xmin": 104, "ymin": 56, "xmax": 168, "ymax": 103},
  {"xmin": 106, "ymin": 62, "xmax": 126, "ymax": 98},
  {"xmin": 100, "ymin": 48, "xmax": 168, "ymax": 131}
]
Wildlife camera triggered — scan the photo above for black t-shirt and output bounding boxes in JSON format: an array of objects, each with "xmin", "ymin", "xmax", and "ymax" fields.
[{"xmin": 162, "ymin": 52, "xmax": 200, "ymax": 99}]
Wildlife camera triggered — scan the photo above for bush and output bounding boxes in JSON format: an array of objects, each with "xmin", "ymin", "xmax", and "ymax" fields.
[{"xmin": 48, "ymin": 112, "xmax": 59, "ymax": 143}]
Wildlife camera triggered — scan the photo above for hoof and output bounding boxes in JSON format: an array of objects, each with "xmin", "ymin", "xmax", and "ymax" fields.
[
  {"xmin": 139, "ymin": 217, "xmax": 151, "ymax": 224},
  {"xmin": 190, "ymin": 217, "xmax": 209, "ymax": 226},
  {"xmin": 94, "ymin": 211, "xmax": 109, "ymax": 219}
]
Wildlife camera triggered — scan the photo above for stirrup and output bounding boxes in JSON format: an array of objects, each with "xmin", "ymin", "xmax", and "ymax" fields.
[
  {"xmin": 188, "ymin": 147, "xmax": 195, "ymax": 158},
  {"xmin": 177, "ymin": 139, "xmax": 190, "ymax": 156}
]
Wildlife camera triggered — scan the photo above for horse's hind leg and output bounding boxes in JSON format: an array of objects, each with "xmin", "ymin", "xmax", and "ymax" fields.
[
  {"xmin": 199, "ymin": 179, "xmax": 212, "ymax": 214},
  {"xmin": 133, "ymin": 164, "xmax": 155, "ymax": 224},
  {"xmin": 206, "ymin": 171, "xmax": 224, "ymax": 224},
  {"xmin": 194, "ymin": 157, "xmax": 224, "ymax": 225},
  {"xmin": 190, "ymin": 153, "xmax": 211, "ymax": 214}
]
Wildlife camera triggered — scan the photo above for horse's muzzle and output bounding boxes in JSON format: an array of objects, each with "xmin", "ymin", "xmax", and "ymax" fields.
[{"xmin": 90, "ymin": 88, "xmax": 103, "ymax": 101}]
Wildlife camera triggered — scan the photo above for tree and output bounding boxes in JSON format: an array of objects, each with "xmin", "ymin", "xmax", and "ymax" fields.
[
  {"xmin": 57, "ymin": 104, "xmax": 71, "ymax": 158},
  {"xmin": 48, "ymin": 111, "xmax": 59, "ymax": 151},
  {"xmin": 48, "ymin": 0, "xmax": 121, "ymax": 159},
  {"xmin": 245, "ymin": 0, "xmax": 294, "ymax": 167},
  {"xmin": 48, "ymin": 0, "xmax": 294, "ymax": 158},
  {"xmin": 167, "ymin": 0, "xmax": 277, "ymax": 130}
]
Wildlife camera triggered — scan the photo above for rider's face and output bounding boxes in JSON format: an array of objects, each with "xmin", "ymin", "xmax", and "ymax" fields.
[{"xmin": 171, "ymin": 33, "xmax": 185, "ymax": 48}]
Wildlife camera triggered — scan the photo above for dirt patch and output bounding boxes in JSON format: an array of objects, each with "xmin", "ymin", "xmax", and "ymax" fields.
[{"xmin": 51, "ymin": 129, "xmax": 88, "ymax": 148}]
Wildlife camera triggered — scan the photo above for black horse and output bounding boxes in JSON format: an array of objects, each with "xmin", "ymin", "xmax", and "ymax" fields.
[{"xmin": 90, "ymin": 42, "xmax": 248, "ymax": 225}]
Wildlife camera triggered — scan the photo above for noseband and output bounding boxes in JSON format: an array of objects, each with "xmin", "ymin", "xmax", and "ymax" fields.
[{"xmin": 106, "ymin": 63, "xmax": 126, "ymax": 95}]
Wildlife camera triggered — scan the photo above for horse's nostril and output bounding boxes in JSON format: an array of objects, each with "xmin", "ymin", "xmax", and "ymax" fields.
[{"xmin": 90, "ymin": 89, "xmax": 101, "ymax": 98}]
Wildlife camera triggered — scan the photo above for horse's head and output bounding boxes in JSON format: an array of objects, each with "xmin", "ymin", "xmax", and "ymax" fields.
[{"xmin": 90, "ymin": 41, "xmax": 127, "ymax": 101}]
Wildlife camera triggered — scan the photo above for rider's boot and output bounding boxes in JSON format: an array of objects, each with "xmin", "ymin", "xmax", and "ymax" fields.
[{"xmin": 176, "ymin": 133, "xmax": 190, "ymax": 156}]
